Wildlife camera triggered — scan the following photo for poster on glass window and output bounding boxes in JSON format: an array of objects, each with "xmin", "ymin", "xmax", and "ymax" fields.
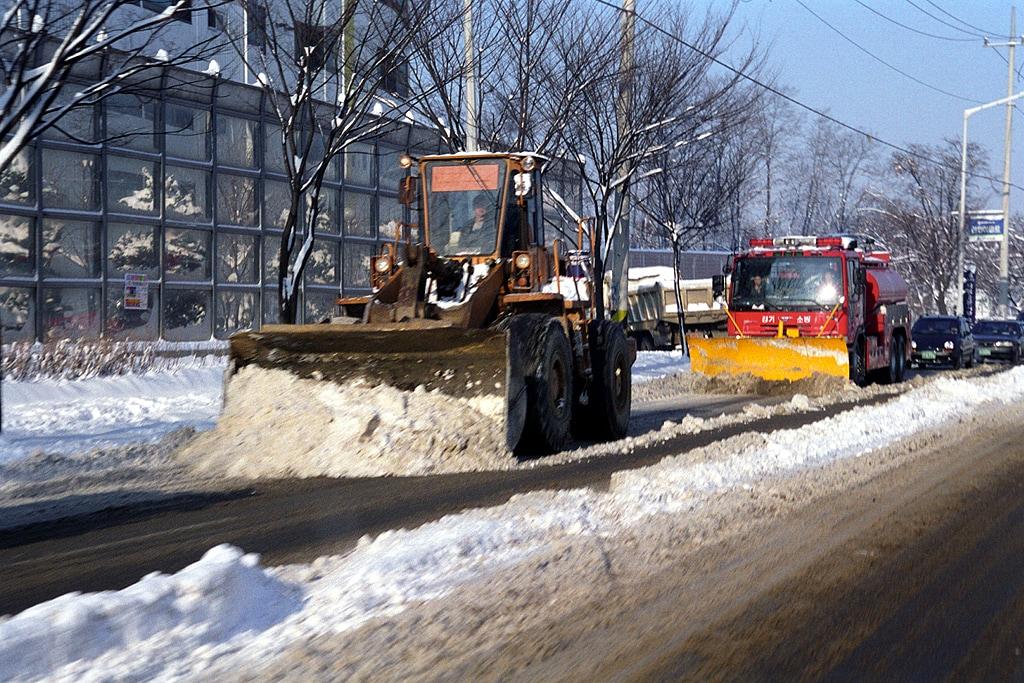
[{"xmin": 124, "ymin": 273, "xmax": 148, "ymax": 310}]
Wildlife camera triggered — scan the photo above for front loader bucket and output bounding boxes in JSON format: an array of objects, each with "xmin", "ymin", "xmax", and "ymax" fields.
[
  {"xmin": 687, "ymin": 335, "xmax": 850, "ymax": 383},
  {"xmin": 227, "ymin": 323, "xmax": 527, "ymax": 451}
]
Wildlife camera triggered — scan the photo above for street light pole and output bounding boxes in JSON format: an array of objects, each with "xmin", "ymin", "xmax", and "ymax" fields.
[{"xmin": 957, "ymin": 89, "xmax": 1024, "ymax": 315}]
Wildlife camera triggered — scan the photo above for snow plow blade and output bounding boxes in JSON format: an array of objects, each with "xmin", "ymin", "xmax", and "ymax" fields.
[
  {"xmin": 687, "ymin": 336, "xmax": 850, "ymax": 382},
  {"xmin": 227, "ymin": 323, "xmax": 527, "ymax": 451}
]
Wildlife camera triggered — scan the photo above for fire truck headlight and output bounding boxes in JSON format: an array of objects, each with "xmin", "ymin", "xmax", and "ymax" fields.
[{"xmin": 944, "ymin": 340, "xmax": 955, "ymax": 350}]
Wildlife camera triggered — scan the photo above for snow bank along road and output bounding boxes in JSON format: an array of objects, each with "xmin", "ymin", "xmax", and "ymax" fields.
[{"xmin": 1, "ymin": 364, "xmax": 1019, "ymax": 680}]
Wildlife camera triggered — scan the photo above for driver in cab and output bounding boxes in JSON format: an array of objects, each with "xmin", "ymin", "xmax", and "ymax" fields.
[{"xmin": 448, "ymin": 193, "xmax": 495, "ymax": 253}]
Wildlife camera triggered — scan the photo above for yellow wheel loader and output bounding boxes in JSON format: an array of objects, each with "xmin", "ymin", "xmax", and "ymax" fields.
[{"xmin": 227, "ymin": 152, "xmax": 635, "ymax": 454}]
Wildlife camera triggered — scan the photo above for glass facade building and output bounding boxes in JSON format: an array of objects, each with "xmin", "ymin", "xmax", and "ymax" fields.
[{"xmin": 0, "ymin": 79, "xmax": 441, "ymax": 342}]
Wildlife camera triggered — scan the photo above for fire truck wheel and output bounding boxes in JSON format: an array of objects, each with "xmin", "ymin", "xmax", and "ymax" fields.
[
  {"xmin": 520, "ymin": 318, "xmax": 574, "ymax": 454},
  {"xmin": 850, "ymin": 339, "xmax": 868, "ymax": 387},
  {"xmin": 895, "ymin": 334, "xmax": 907, "ymax": 382}
]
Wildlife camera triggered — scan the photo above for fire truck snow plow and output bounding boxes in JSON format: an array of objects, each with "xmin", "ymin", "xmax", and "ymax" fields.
[{"xmin": 688, "ymin": 235, "xmax": 912, "ymax": 385}]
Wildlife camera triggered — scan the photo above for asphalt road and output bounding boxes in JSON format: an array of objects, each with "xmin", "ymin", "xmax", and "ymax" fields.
[{"xmin": 0, "ymin": 388, "xmax": 888, "ymax": 617}]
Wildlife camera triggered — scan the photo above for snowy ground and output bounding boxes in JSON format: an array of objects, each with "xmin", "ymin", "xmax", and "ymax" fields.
[
  {"xmin": 0, "ymin": 359, "xmax": 225, "ymax": 464},
  {"xmin": 3, "ymin": 366, "xmax": 1023, "ymax": 681}
]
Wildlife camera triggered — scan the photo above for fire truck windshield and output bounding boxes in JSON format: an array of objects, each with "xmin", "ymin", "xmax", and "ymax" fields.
[
  {"xmin": 425, "ymin": 160, "xmax": 506, "ymax": 257},
  {"xmin": 732, "ymin": 256, "xmax": 843, "ymax": 311}
]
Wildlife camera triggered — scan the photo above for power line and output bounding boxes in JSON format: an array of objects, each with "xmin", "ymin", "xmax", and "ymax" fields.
[
  {"xmin": 852, "ymin": 0, "xmax": 974, "ymax": 42},
  {"xmin": 904, "ymin": 0, "xmax": 989, "ymax": 38},
  {"xmin": 590, "ymin": 0, "xmax": 1024, "ymax": 194},
  {"xmin": 795, "ymin": 0, "xmax": 981, "ymax": 104},
  {"xmin": 921, "ymin": 0, "xmax": 1004, "ymax": 37}
]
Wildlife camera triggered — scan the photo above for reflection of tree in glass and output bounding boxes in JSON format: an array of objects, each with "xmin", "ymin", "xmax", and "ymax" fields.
[
  {"xmin": 109, "ymin": 228, "xmax": 156, "ymax": 272},
  {"xmin": 304, "ymin": 243, "xmax": 336, "ymax": 284},
  {"xmin": 0, "ymin": 288, "xmax": 31, "ymax": 333},
  {"xmin": 0, "ymin": 216, "xmax": 31, "ymax": 274},
  {"xmin": 165, "ymin": 290, "xmax": 208, "ymax": 331},
  {"xmin": 0, "ymin": 150, "xmax": 31, "ymax": 203},
  {"xmin": 217, "ymin": 291, "xmax": 256, "ymax": 336},
  {"xmin": 115, "ymin": 164, "xmax": 156, "ymax": 213},
  {"xmin": 42, "ymin": 221, "xmax": 96, "ymax": 277},
  {"xmin": 218, "ymin": 176, "xmax": 256, "ymax": 225},
  {"xmin": 304, "ymin": 292, "xmax": 335, "ymax": 323},
  {"xmin": 165, "ymin": 173, "xmax": 205, "ymax": 217},
  {"xmin": 218, "ymin": 235, "xmax": 256, "ymax": 283},
  {"xmin": 42, "ymin": 152, "xmax": 95, "ymax": 209},
  {"xmin": 166, "ymin": 230, "xmax": 208, "ymax": 278}
]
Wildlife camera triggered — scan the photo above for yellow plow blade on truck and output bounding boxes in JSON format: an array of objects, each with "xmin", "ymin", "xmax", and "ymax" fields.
[{"xmin": 687, "ymin": 336, "xmax": 850, "ymax": 382}]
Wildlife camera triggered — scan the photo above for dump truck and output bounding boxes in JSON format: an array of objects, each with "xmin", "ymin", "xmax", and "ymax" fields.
[
  {"xmin": 624, "ymin": 270, "xmax": 727, "ymax": 350},
  {"xmin": 688, "ymin": 235, "xmax": 911, "ymax": 385},
  {"xmin": 226, "ymin": 152, "xmax": 635, "ymax": 454}
]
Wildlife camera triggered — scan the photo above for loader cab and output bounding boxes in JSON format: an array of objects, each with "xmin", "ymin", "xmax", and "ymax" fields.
[{"xmin": 415, "ymin": 154, "xmax": 539, "ymax": 262}]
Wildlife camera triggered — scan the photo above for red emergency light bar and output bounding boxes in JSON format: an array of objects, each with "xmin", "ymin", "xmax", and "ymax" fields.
[
  {"xmin": 815, "ymin": 237, "xmax": 843, "ymax": 248},
  {"xmin": 749, "ymin": 238, "xmax": 773, "ymax": 247}
]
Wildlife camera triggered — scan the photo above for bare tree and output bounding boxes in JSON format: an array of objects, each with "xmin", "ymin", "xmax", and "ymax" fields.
[
  {"xmin": 554, "ymin": 3, "xmax": 759, "ymax": 317},
  {"xmin": 222, "ymin": 0, "xmax": 458, "ymax": 323},
  {"xmin": 859, "ymin": 139, "xmax": 991, "ymax": 315},
  {"xmin": 0, "ymin": 0, "xmax": 223, "ymax": 172}
]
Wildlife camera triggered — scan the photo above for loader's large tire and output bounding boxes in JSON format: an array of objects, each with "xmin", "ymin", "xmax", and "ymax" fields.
[
  {"xmin": 519, "ymin": 317, "xmax": 574, "ymax": 454},
  {"xmin": 585, "ymin": 321, "xmax": 632, "ymax": 441}
]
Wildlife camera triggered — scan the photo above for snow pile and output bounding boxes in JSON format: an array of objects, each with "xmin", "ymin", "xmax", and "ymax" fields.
[
  {"xmin": 0, "ymin": 546, "xmax": 301, "ymax": 682},
  {"xmin": 0, "ymin": 362, "xmax": 224, "ymax": 463},
  {"xmin": 632, "ymin": 350, "xmax": 689, "ymax": 384},
  {"xmin": 180, "ymin": 366, "xmax": 510, "ymax": 478},
  {"xmin": 6, "ymin": 367, "xmax": 1024, "ymax": 681}
]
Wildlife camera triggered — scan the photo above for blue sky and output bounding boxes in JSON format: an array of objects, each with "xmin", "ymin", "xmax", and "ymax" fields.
[{"xmin": 708, "ymin": 0, "xmax": 1024, "ymax": 206}]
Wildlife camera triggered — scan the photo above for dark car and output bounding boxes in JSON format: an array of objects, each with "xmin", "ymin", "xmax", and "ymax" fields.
[
  {"xmin": 972, "ymin": 319, "xmax": 1024, "ymax": 363},
  {"xmin": 911, "ymin": 316, "xmax": 977, "ymax": 369}
]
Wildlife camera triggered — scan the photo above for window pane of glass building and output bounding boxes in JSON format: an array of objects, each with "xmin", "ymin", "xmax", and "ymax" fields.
[
  {"xmin": 304, "ymin": 289, "xmax": 336, "ymax": 323},
  {"xmin": 217, "ymin": 115, "xmax": 257, "ymax": 168},
  {"xmin": 42, "ymin": 219, "xmax": 100, "ymax": 278},
  {"xmin": 0, "ymin": 214, "xmax": 33, "ymax": 277},
  {"xmin": 216, "ymin": 233, "xmax": 258, "ymax": 283},
  {"xmin": 378, "ymin": 195, "xmax": 402, "ymax": 240},
  {"xmin": 165, "ymin": 228, "xmax": 211, "ymax": 281},
  {"xmin": 308, "ymin": 130, "xmax": 339, "ymax": 181},
  {"xmin": 106, "ymin": 94, "xmax": 157, "ymax": 152},
  {"xmin": 307, "ymin": 189, "xmax": 338, "ymax": 234},
  {"xmin": 41, "ymin": 149, "xmax": 97, "ymax": 210},
  {"xmin": 216, "ymin": 290, "xmax": 257, "ymax": 337},
  {"xmin": 0, "ymin": 286, "xmax": 35, "ymax": 341},
  {"xmin": 165, "ymin": 166, "xmax": 210, "ymax": 220},
  {"xmin": 107, "ymin": 156, "xmax": 159, "ymax": 215},
  {"xmin": 42, "ymin": 88, "xmax": 95, "ymax": 142},
  {"xmin": 163, "ymin": 288, "xmax": 211, "ymax": 341},
  {"xmin": 343, "ymin": 241, "xmax": 373, "ymax": 289},
  {"xmin": 263, "ymin": 235, "xmax": 281, "ymax": 281},
  {"xmin": 264, "ymin": 180, "xmax": 290, "ymax": 230},
  {"xmin": 165, "ymin": 104, "xmax": 209, "ymax": 160},
  {"xmin": 42, "ymin": 287, "xmax": 101, "ymax": 340},
  {"xmin": 262, "ymin": 287, "xmax": 279, "ymax": 324},
  {"xmin": 378, "ymin": 146, "xmax": 405, "ymax": 194},
  {"xmin": 304, "ymin": 239, "xmax": 337, "ymax": 285},
  {"xmin": 265, "ymin": 124, "xmax": 285, "ymax": 173},
  {"xmin": 344, "ymin": 142, "xmax": 374, "ymax": 186},
  {"xmin": 106, "ymin": 287, "xmax": 158, "ymax": 340},
  {"xmin": 343, "ymin": 191, "xmax": 373, "ymax": 238},
  {"xmin": 0, "ymin": 147, "xmax": 33, "ymax": 205},
  {"xmin": 107, "ymin": 222, "xmax": 159, "ymax": 278},
  {"xmin": 216, "ymin": 174, "xmax": 256, "ymax": 225}
]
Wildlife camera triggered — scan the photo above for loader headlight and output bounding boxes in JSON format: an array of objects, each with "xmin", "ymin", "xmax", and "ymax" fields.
[
  {"xmin": 521, "ymin": 155, "xmax": 536, "ymax": 171},
  {"xmin": 398, "ymin": 153, "xmax": 413, "ymax": 169},
  {"xmin": 514, "ymin": 253, "xmax": 531, "ymax": 270},
  {"xmin": 911, "ymin": 340, "xmax": 917, "ymax": 349},
  {"xmin": 944, "ymin": 340, "xmax": 955, "ymax": 350},
  {"xmin": 375, "ymin": 256, "xmax": 392, "ymax": 273}
]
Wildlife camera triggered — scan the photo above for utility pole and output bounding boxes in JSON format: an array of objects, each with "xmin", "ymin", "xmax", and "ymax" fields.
[
  {"xmin": 609, "ymin": 0, "xmax": 635, "ymax": 325},
  {"xmin": 985, "ymin": 7, "xmax": 1021, "ymax": 316},
  {"xmin": 463, "ymin": 0, "xmax": 478, "ymax": 152}
]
